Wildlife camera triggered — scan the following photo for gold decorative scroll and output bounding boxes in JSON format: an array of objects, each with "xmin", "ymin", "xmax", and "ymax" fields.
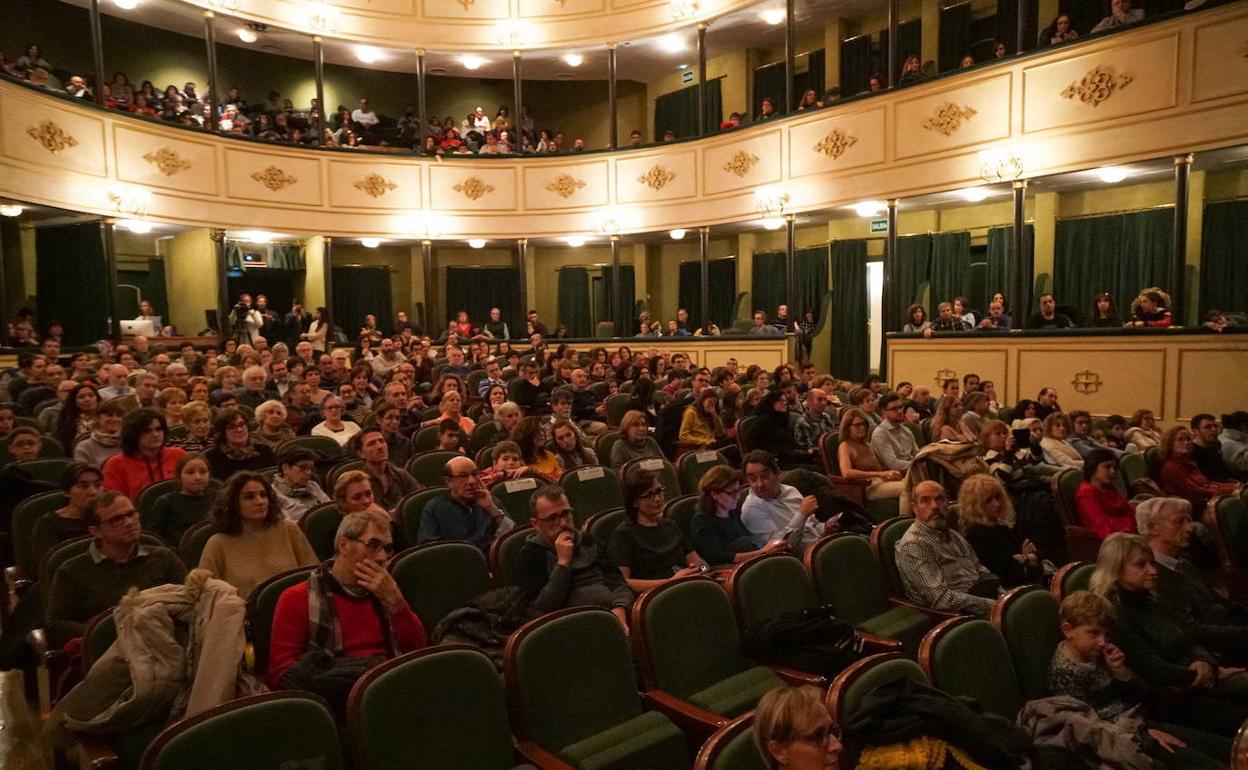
[
  {"xmin": 1060, "ymin": 65, "xmax": 1132, "ymax": 107},
  {"xmin": 251, "ymin": 166, "xmax": 297, "ymax": 191},
  {"xmin": 454, "ymin": 176, "xmax": 495, "ymax": 201},
  {"xmin": 545, "ymin": 173, "xmax": 585, "ymax": 199},
  {"xmin": 637, "ymin": 165, "xmax": 676, "ymax": 191},
  {"xmin": 142, "ymin": 147, "xmax": 192, "ymax": 177},
  {"xmin": 813, "ymin": 129, "xmax": 857, "ymax": 159},
  {"xmin": 1071, "ymin": 370, "xmax": 1103, "ymax": 394},
  {"xmin": 934, "ymin": 368, "xmax": 957, "ymax": 385},
  {"xmin": 354, "ymin": 173, "xmax": 398, "ymax": 198},
  {"xmin": 723, "ymin": 151, "xmax": 760, "ymax": 178},
  {"xmin": 456, "ymin": 0, "xmax": 473, "ymax": 10},
  {"xmin": 922, "ymin": 103, "xmax": 977, "ymax": 136},
  {"xmin": 26, "ymin": 120, "xmax": 77, "ymax": 154}
]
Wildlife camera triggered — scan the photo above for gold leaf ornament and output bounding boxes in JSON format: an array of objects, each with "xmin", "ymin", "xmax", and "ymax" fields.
[
  {"xmin": 922, "ymin": 103, "xmax": 978, "ymax": 136},
  {"xmin": 454, "ymin": 176, "xmax": 495, "ymax": 201},
  {"xmin": 813, "ymin": 129, "xmax": 857, "ymax": 159},
  {"xmin": 354, "ymin": 173, "xmax": 398, "ymax": 198},
  {"xmin": 637, "ymin": 165, "xmax": 676, "ymax": 191},
  {"xmin": 722, "ymin": 151, "xmax": 759, "ymax": 178},
  {"xmin": 545, "ymin": 174, "xmax": 586, "ymax": 199},
  {"xmin": 1060, "ymin": 65, "xmax": 1132, "ymax": 107},
  {"xmin": 26, "ymin": 120, "xmax": 78, "ymax": 154},
  {"xmin": 251, "ymin": 166, "xmax": 298, "ymax": 191},
  {"xmin": 143, "ymin": 147, "xmax": 192, "ymax": 177},
  {"xmin": 1071, "ymin": 370, "xmax": 1103, "ymax": 394}
]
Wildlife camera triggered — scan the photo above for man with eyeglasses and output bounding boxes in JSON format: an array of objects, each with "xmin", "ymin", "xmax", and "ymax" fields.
[
  {"xmin": 417, "ymin": 455, "xmax": 514, "ymax": 552},
  {"xmin": 267, "ymin": 509, "xmax": 426, "ymax": 708},
  {"xmin": 869, "ymin": 393, "xmax": 919, "ymax": 473},
  {"xmin": 45, "ymin": 491, "xmax": 186, "ymax": 648},
  {"xmin": 271, "ymin": 448, "xmax": 331, "ymax": 522},
  {"xmin": 517, "ymin": 485, "xmax": 633, "ymax": 631}
]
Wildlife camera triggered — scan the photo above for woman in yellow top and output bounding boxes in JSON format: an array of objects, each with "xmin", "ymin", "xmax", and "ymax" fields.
[
  {"xmin": 513, "ymin": 415, "xmax": 563, "ymax": 482},
  {"xmin": 679, "ymin": 389, "xmax": 726, "ymax": 448}
]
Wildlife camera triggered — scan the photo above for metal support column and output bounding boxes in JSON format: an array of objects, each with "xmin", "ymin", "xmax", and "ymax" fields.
[
  {"xmin": 1172, "ymin": 154, "xmax": 1193, "ymax": 325},
  {"xmin": 211, "ymin": 229, "xmax": 230, "ymax": 339},
  {"xmin": 699, "ymin": 226, "xmax": 710, "ymax": 330},
  {"xmin": 415, "ymin": 49, "xmax": 427, "ymax": 146},
  {"xmin": 89, "ymin": 0, "xmax": 106, "ymax": 106},
  {"xmin": 203, "ymin": 12, "xmax": 219, "ymax": 131},
  {"xmin": 608, "ymin": 43, "xmax": 618, "ymax": 148},
  {"xmin": 610, "ymin": 235, "xmax": 621, "ymax": 334},
  {"xmin": 784, "ymin": 0, "xmax": 796, "ymax": 113},
  {"xmin": 513, "ymin": 52, "xmax": 523, "ymax": 151},
  {"xmin": 101, "ymin": 219, "xmax": 119, "ymax": 341},
  {"xmin": 1012, "ymin": 180, "xmax": 1027, "ymax": 313},
  {"xmin": 517, "ymin": 238, "xmax": 529, "ymax": 319},
  {"xmin": 887, "ymin": 0, "xmax": 899, "ymax": 87},
  {"xmin": 314, "ymin": 37, "xmax": 326, "ymax": 146},
  {"xmin": 322, "ymin": 236, "xmax": 334, "ymax": 345},
  {"xmin": 421, "ymin": 240, "xmax": 434, "ymax": 332},
  {"xmin": 1015, "ymin": 0, "xmax": 1027, "ymax": 55},
  {"xmin": 697, "ymin": 24, "xmax": 708, "ymax": 135},
  {"xmin": 882, "ymin": 199, "xmax": 899, "ymax": 377},
  {"xmin": 785, "ymin": 215, "xmax": 797, "ymax": 311}
]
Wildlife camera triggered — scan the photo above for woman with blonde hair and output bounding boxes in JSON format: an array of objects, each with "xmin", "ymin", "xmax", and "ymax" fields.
[
  {"xmin": 930, "ymin": 395, "xmax": 976, "ymax": 442},
  {"xmin": 254, "ymin": 399, "xmax": 294, "ymax": 448},
  {"xmin": 171, "ymin": 400, "xmax": 214, "ymax": 452},
  {"xmin": 957, "ymin": 473, "xmax": 1042, "ymax": 587},
  {"xmin": 1040, "ymin": 412, "xmax": 1084, "ymax": 469},
  {"xmin": 754, "ymin": 685, "xmax": 842, "ymax": 770}
]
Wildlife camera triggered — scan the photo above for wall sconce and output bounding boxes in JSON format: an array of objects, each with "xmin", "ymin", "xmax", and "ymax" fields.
[
  {"xmin": 592, "ymin": 208, "xmax": 628, "ymax": 236},
  {"xmin": 979, "ymin": 145, "xmax": 1025, "ymax": 183},
  {"xmin": 208, "ymin": 0, "xmax": 240, "ymax": 9},
  {"xmin": 669, "ymin": 0, "xmax": 699, "ymax": 21},
  {"xmin": 495, "ymin": 19, "xmax": 531, "ymax": 48},
  {"xmin": 398, "ymin": 211, "xmax": 442, "ymax": 240},
  {"xmin": 304, "ymin": 1, "xmax": 341, "ymax": 33},
  {"xmin": 108, "ymin": 184, "xmax": 151, "ymax": 218},
  {"xmin": 754, "ymin": 186, "xmax": 790, "ymax": 228}
]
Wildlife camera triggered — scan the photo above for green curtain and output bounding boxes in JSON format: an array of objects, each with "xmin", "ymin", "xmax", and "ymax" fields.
[
  {"xmin": 1200, "ymin": 200, "xmax": 1248, "ymax": 315},
  {"xmin": 444, "ymin": 267, "xmax": 522, "ymax": 335},
  {"xmin": 986, "ymin": 224, "xmax": 1036, "ymax": 319},
  {"xmin": 879, "ymin": 18, "xmax": 922, "ymax": 78},
  {"xmin": 558, "ymin": 267, "xmax": 591, "ymax": 338},
  {"xmin": 653, "ymin": 78, "xmax": 723, "ymax": 140},
  {"xmin": 602, "ymin": 265, "xmax": 636, "ymax": 327},
  {"xmin": 36, "ymin": 223, "xmax": 109, "ymax": 345},
  {"xmin": 802, "ymin": 49, "xmax": 826, "ymax": 101},
  {"xmin": 269, "ymin": 244, "xmax": 306, "ymax": 270},
  {"xmin": 831, "ymin": 241, "xmax": 869, "ymax": 381},
  {"xmin": 225, "ymin": 242, "xmax": 243, "ymax": 270},
  {"xmin": 929, "ymin": 231, "xmax": 973, "ymax": 312},
  {"xmin": 332, "ymin": 267, "xmax": 393, "ymax": 338},
  {"xmin": 1053, "ymin": 210, "xmax": 1171, "ymax": 322},
  {"xmin": 939, "ymin": 2, "xmax": 973, "ymax": 71},
  {"xmin": 751, "ymin": 251, "xmax": 787, "ymax": 320},
  {"xmin": 752, "ymin": 62, "xmax": 788, "ymax": 117},
  {"xmin": 115, "ymin": 259, "xmax": 169, "ymax": 322},
  {"xmin": 896, "ymin": 235, "xmax": 932, "ymax": 323},
  {"xmin": 678, "ymin": 262, "xmax": 701, "ymax": 327},
  {"xmin": 840, "ymin": 34, "xmax": 872, "ymax": 95},
  {"xmin": 677, "ymin": 260, "xmax": 737, "ymax": 327},
  {"xmin": 795, "ymin": 246, "xmax": 830, "ymax": 323}
]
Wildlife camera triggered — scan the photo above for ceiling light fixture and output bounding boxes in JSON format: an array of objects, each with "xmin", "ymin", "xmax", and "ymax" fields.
[
  {"xmin": 563, "ymin": 235, "xmax": 587, "ymax": 247},
  {"xmin": 360, "ymin": 237, "xmax": 382, "ymax": 248},
  {"xmin": 759, "ymin": 8, "xmax": 785, "ymax": 25},
  {"xmin": 114, "ymin": 0, "xmax": 138, "ymax": 9},
  {"xmin": 0, "ymin": 205, "xmax": 22, "ymax": 217},
  {"xmin": 669, "ymin": 229, "xmax": 686, "ymax": 240},
  {"xmin": 108, "ymin": 184, "xmax": 151, "ymax": 218},
  {"xmin": 668, "ymin": 0, "xmax": 699, "ymax": 20},
  {"xmin": 563, "ymin": 53, "xmax": 583, "ymax": 67},
  {"xmin": 468, "ymin": 238, "xmax": 487, "ymax": 249},
  {"xmin": 304, "ymin": 1, "xmax": 341, "ymax": 33},
  {"xmin": 853, "ymin": 201, "xmax": 885, "ymax": 217},
  {"xmin": 355, "ymin": 45, "xmax": 384, "ymax": 64},
  {"xmin": 118, "ymin": 219, "xmax": 152, "ymax": 234},
  {"xmin": 236, "ymin": 28, "xmax": 258, "ymax": 43},
  {"xmin": 495, "ymin": 19, "xmax": 531, "ymax": 47},
  {"xmin": 398, "ymin": 211, "xmax": 442, "ymax": 240},
  {"xmin": 1095, "ymin": 166, "xmax": 1128, "ymax": 184},
  {"xmin": 658, "ymin": 34, "xmax": 686, "ymax": 53},
  {"xmin": 460, "ymin": 54, "xmax": 485, "ymax": 71},
  {"xmin": 958, "ymin": 187, "xmax": 989, "ymax": 203},
  {"xmin": 760, "ymin": 218, "xmax": 784, "ymax": 230},
  {"xmin": 979, "ymin": 145, "xmax": 1026, "ymax": 182}
]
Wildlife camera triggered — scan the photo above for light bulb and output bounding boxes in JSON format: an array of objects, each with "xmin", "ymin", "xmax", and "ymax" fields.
[
  {"xmin": 958, "ymin": 187, "xmax": 989, "ymax": 203},
  {"xmin": 119, "ymin": 219, "xmax": 152, "ymax": 234},
  {"xmin": 236, "ymin": 28, "xmax": 258, "ymax": 43},
  {"xmin": 0, "ymin": 205, "xmax": 22, "ymax": 217},
  {"xmin": 563, "ymin": 53, "xmax": 583, "ymax": 67},
  {"xmin": 658, "ymin": 34, "xmax": 686, "ymax": 53},
  {"xmin": 759, "ymin": 8, "xmax": 785, "ymax": 25},
  {"xmin": 360, "ymin": 238, "xmax": 382, "ymax": 248},
  {"xmin": 460, "ymin": 55, "xmax": 485, "ymax": 71},
  {"xmin": 237, "ymin": 230, "xmax": 273, "ymax": 243},
  {"xmin": 1095, "ymin": 166, "xmax": 1128, "ymax": 184},
  {"xmin": 114, "ymin": 0, "xmax": 138, "ymax": 9},
  {"xmin": 760, "ymin": 218, "xmax": 784, "ymax": 230},
  {"xmin": 355, "ymin": 46, "xmax": 384, "ymax": 64},
  {"xmin": 669, "ymin": 229, "xmax": 686, "ymax": 240},
  {"xmin": 853, "ymin": 201, "xmax": 885, "ymax": 217},
  {"xmin": 563, "ymin": 236, "xmax": 587, "ymax": 247},
  {"xmin": 468, "ymin": 238, "xmax": 487, "ymax": 249}
]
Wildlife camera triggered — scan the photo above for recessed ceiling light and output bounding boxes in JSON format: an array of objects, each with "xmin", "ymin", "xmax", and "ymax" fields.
[
  {"xmin": 468, "ymin": 238, "xmax": 487, "ymax": 249},
  {"xmin": 958, "ymin": 187, "xmax": 989, "ymax": 202},
  {"xmin": 760, "ymin": 218, "xmax": 784, "ymax": 230},
  {"xmin": 360, "ymin": 237, "xmax": 382, "ymax": 248},
  {"xmin": 113, "ymin": 0, "xmax": 138, "ymax": 9},
  {"xmin": 853, "ymin": 201, "xmax": 885, "ymax": 217},
  {"xmin": 0, "ymin": 205, "xmax": 22, "ymax": 217},
  {"xmin": 563, "ymin": 53, "xmax": 583, "ymax": 67},
  {"xmin": 669, "ymin": 229, "xmax": 687, "ymax": 240},
  {"xmin": 678, "ymin": 63, "xmax": 689, "ymax": 70},
  {"xmin": 563, "ymin": 235, "xmax": 587, "ymax": 247},
  {"xmin": 1095, "ymin": 166, "xmax": 1128, "ymax": 183},
  {"xmin": 429, "ymin": 66, "xmax": 449, "ymax": 75},
  {"xmin": 759, "ymin": 8, "xmax": 785, "ymax": 25},
  {"xmin": 118, "ymin": 219, "xmax": 152, "ymax": 234},
  {"xmin": 658, "ymin": 34, "xmax": 685, "ymax": 53},
  {"xmin": 236, "ymin": 28, "xmax": 258, "ymax": 43},
  {"xmin": 460, "ymin": 55, "xmax": 485, "ymax": 71},
  {"xmin": 237, "ymin": 230, "xmax": 273, "ymax": 243},
  {"xmin": 355, "ymin": 46, "xmax": 384, "ymax": 64}
]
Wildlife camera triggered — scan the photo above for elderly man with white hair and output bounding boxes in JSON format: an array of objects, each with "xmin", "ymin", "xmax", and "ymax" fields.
[
  {"xmin": 96, "ymin": 364, "xmax": 136, "ymax": 401},
  {"xmin": 1138, "ymin": 496, "xmax": 1248, "ymax": 658}
]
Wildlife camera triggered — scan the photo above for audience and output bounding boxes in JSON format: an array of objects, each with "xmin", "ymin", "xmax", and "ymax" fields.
[
  {"xmin": 1158, "ymin": 425, "xmax": 1241, "ymax": 513},
  {"xmin": 269, "ymin": 448, "xmax": 331, "ymax": 522},
  {"xmin": 352, "ymin": 428, "xmax": 420, "ymax": 512},
  {"xmin": 753, "ymin": 685, "xmax": 842, "ymax": 770},
  {"xmin": 1124, "ymin": 409, "xmax": 1162, "ymax": 454},
  {"xmin": 956, "ymin": 474, "xmax": 1044, "ymax": 588},
  {"xmin": 610, "ymin": 410, "xmax": 664, "ymax": 467},
  {"xmin": 29, "ymin": 463, "xmax": 100, "ymax": 573},
  {"xmin": 741, "ymin": 450, "xmax": 826, "ymax": 553},
  {"xmin": 1075, "ymin": 448, "xmax": 1137, "ymax": 539},
  {"xmin": 418, "ymin": 455, "xmax": 514, "ymax": 551},
  {"xmin": 141, "ymin": 452, "xmax": 213, "ymax": 545},
  {"xmin": 101, "ymin": 408, "xmax": 185, "ymax": 501},
  {"xmin": 609, "ymin": 468, "xmax": 707, "ymax": 592},
  {"xmin": 204, "ymin": 408, "xmax": 277, "ymax": 479},
  {"xmin": 691, "ymin": 465, "xmax": 785, "ymax": 566}
]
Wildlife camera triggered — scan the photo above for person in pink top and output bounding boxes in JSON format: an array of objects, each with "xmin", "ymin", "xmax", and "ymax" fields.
[{"xmin": 1074, "ymin": 448, "xmax": 1137, "ymax": 540}]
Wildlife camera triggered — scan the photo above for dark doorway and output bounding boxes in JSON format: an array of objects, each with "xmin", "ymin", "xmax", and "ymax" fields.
[{"xmin": 227, "ymin": 268, "xmax": 299, "ymax": 316}]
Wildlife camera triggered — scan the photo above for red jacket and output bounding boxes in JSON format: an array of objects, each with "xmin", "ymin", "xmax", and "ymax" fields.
[
  {"xmin": 1074, "ymin": 481, "xmax": 1136, "ymax": 540},
  {"xmin": 102, "ymin": 447, "xmax": 186, "ymax": 502},
  {"xmin": 267, "ymin": 579, "xmax": 426, "ymax": 688},
  {"xmin": 1160, "ymin": 456, "xmax": 1240, "ymax": 515}
]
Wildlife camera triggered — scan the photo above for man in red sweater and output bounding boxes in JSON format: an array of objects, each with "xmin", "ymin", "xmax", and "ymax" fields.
[{"xmin": 268, "ymin": 508, "xmax": 425, "ymax": 711}]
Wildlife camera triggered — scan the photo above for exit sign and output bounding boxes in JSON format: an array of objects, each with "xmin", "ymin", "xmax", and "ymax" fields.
[
  {"xmin": 680, "ymin": 69, "xmax": 695, "ymax": 84},
  {"xmin": 869, "ymin": 218, "xmax": 888, "ymax": 233}
]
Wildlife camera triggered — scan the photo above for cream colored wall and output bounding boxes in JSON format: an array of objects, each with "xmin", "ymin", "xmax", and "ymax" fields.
[
  {"xmin": 18, "ymin": 227, "xmax": 36, "ymax": 307},
  {"xmin": 163, "ymin": 228, "xmax": 218, "ymax": 336},
  {"xmin": 645, "ymin": 48, "xmax": 751, "ymax": 130},
  {"xmin": 304, "ymin": 236, "xmax": 327, "ymax": 309}
]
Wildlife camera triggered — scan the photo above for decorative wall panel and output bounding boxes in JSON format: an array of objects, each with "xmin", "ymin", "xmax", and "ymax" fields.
[
  {"xmin": 429, "ymin": 165, "xmax": 518, "ymax": 210},
  {"xmin": 224, "ymin": 149, "xmax": 322, "ymax": 205},
  {"xmin": 616, "ymin": 151, "xmax": 697, "ymax": 202},
  {"xmin": 1190, "ymin": 14, "xmax": 1248, "ymax": 103},
  {"xmin": 703, "ymin": 130, "xmax": 782, "ymax": 195},
  {"xmin": 114, "ymin": 126, "xmax": 218, "ymax": 195},
  {"xmin": 327, "ymin": 161, "xmax": 423, "ymax": 209},
  {"xmin": 522, "ymin": 161, "xmax": 609, "ymax": 209},
  {"xmin": 894, "ymin": 74, "xmax": 1012, "ymax": 159},
  {"xmin": 787, "ymin": 107, "xmax": 886, "ymax": 178},
  {"xmin": 0, "ymin": 93, "xmax": 107, "ymax": 177}
]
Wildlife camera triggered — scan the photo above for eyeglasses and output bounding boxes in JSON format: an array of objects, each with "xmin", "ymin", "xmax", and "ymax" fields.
[
  {"xmin": 638, "ymin": 486, "xmax": 665, "ymax": 500},
  {"xmin": 227, "ymin": 421, "xmax": 248, "ymax": 429},
  {"xmin": 349, "ymin": 536, "xmax": 394, "ymax": 555},
  {"xmin": 535, "ymin": 509, "xmax": 574, "ymax": 524},
  {"xmin": 713, "ymin": 486, "xmax": 741, "ymax": 497},
  {"xmin": 97, "ymin": 509, "xmax": 138, "ymax": 528},
  {"xmin": 445, "ymin": 470, "xmax": 482, "ymax": 480},
  {"xmin": 797, "ymin": 724, "xmax": 834, "ymax": 745}
]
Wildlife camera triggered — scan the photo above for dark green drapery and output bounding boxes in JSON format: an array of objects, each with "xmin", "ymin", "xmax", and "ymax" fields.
[
  {"xmin": 270, "ymin": 244, "xmax": 305, "ymax": 270},
  {"xmin": 840, "ymin": 34, "xmax": 872, "ymax": 95},
  {"xmin": 332, "ymin": 267, "xmax": 393, "ymax": 338},
  {"xmin": 831, "ymin": 241, "xmax": 869, "ymax": 381},
  {"xmin": 116, "ymin": 259, "xmax": 169, "ymax": 321},
  {"xmin": 557, "ymin": 267, "xmax": 591, "ymax": 338},
  {"xmin": 445, "ymin": 267, "xmax": 522, "ymax": 335},
  {"xmin": 1200, "ymin": 200, "xmax": 1248, "ymax": 315},
  {"xmin": 986, "ymin": 224, "xmax": 1035, "ymax": 319},
  {"xmin": 677, "ymin": 259, "xmax": 738, "ymax": 327},
  {"xmin": 225, "ymin": 242, "xmax": 243, "ymax": 270},
  {"xmin": 940, "ymin": 1, "xmax": 973, "ymax": 71},
  {"xmin": 752, "ymin": 62, "xmax": 788, "ymax": 117},
  {"xmin": 602, "ymin": 265, "xmax": 636, "ymax": 325},
  {"xmin": 896, "ymin": 235, "xmax": 933, "ymax": 324},
  {"xmin": 37, "ymin": 223, "xmax": 108, "ymax": 345},
  {"xmin": 795, "ymin": 246, "xmax": 830, "ymax": 323},
  {"xmin": 653, "ymin": 78, "xmax": 723, "ymax": 140},
  {"xmin": 1053, "ymin": 211, "xmax": 1171, "ymax": 323},
  {"xmin": 929, "ymin": 231, "xmax": 973, "ymax": 311},
  {"xmin": 751, "ymin": 252, "xmax": 787, "ymax": 319},
  {"xmin": 879, "ymin": 18, "xmax": 922, "ymax": 78},
  {"xmin": 802, "ymin": 49, "xmax": 826, "ymax": 101}
]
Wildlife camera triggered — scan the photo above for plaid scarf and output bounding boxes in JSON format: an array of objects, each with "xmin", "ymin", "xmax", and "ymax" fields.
[{"xmin": 306, "ymin": 560, "xmax": 398, "ymax": 658}]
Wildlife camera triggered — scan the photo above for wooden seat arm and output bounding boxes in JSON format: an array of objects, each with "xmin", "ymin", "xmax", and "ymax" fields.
[
  {"xmin": 764, "ymin": 663, "xmax": 827, "ymax": 688},
  {"xmin": 5, "ymin": 565, "xmax": 32, "ymax": 598},
  {"xmin": 858, "ymin": 631, "xmax": 904, "ymax": 654},
  {"xmin": 641, "ymin": 689, "xmax": 727, "ymax": 740},
  {"xmin": 73, "ymin": 732, "xmax": 121, "ymax": 770},
  {"xmin": 887, "ymin": 597, "xmax": 962, "ymax": 623},
  {"xmin": 514, "ymin": 740, "xmax": 578, "ymax": 770}
]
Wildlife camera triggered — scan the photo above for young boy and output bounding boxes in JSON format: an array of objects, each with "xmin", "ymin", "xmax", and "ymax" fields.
[
  {"xmin": 479, "ymin": 440, "xmax": 527, "ymax": 486},
  {"xmin": 436, "ymin": 418, "xmax": 465, "ymax": 454},
  {"xmin": 1047, "ymin": 591, "xmax": 1229, "ymax": 768},
  {"xmin": 1103, "ymin": 416, "xmax": 1128, "ymax": 451}
]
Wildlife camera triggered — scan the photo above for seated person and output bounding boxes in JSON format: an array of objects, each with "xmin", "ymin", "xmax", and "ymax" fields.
[
  {"xmin": 516, "ymin": 484, "xmax": 633, "ymax": 630},
  {"xmin": 1129, "ymin": 287, "xmax": 1176, "ymax": 328},
  {"xmin": 754, "ymin": 685, "xmax": 843, "ymax": 770},
  {"xmin": 608, "ymin": 468, "xmax": 707, "ymax": 592},
  {"xmin": 1219, "ymin": 411, "xmax": 1248, "ymax": 479},
  {"xmin": 170, "ymin": 400, "xmax": 214, "ymax": 452},
  {"xmin": 269, "ymin": 447, "xmax": 330, "ymax": 522},
  {"xmin": 869, "ymin": 394, "xmax": 919, "ymax": 472},
  {"xmin": 46, "ymin": 491, "xmax": 187, "ymax": 647},
  {"xmin": 352, "ymin": 428, "xmax": 420, "ymax": 512},
  {"xmin": 679, "ymin": 389, "xmax": 729, "ymax": 450},
  {"xmin": 30, "ymin": 463, "xmax": 101, "ymax": 579},
  {"xmin": 1040, "ymin": 413, "xmax": 1085, "ymax": 469},
  {"xmin": 417, "ymin": 455, "xmax": 514, "ymax": 551},
  {"xmin": 741, "ymin": 450, "xmax": 826, "ymax": 553},
  {"xmin": 1026, "ymin": 293, "xmax": 1076, "ymax": 329},
  {"xmin": 745, "ymin": 391, "xmax": 819, "ymax": 471},
  {"xmin": 895, "ymin": 480, "xmax": 1001, "ymax": 617},
  {"xmin": 691, "ymin": 466, "xmax": 785, "ymax": 566},
  {"xmin": 1070, "ymin": 410, "xmax": 1122, "ymax": 459},
  {"xmin": 513, "ymin": 416, "xmax": 563, "ymax": 482},
  {"xmin": 930, "ymin": 396, "xmax": 977, "ymax": 443},
  {"xmin": 549, "ymin": 418, "xmax": 597, "ymax": 471},
  {"xmin": 1190, "ymin": 414, "xmax": 1240, "ymax": 483},
  {"xmin": 610, "ymin": 409, "xmax": 664, "ymax": 467},
  {"xmin": 927, "ymin": 302, "xmax": 971, "ymax": 333},
  {"xmin": 1075, "ymin": 449, "xmax": 1137, "ymax": 540},
  {"xmin": 198, "ymin": 471, "xmax": 318, "ymax": 600},
  {"xmin": 1139, "ymin": 496, "xmax": 1248, "ymax": 659},
  {"xmin": 791, "ymin": 388, "xmax": 837, "ymax": 455},
  {"xmin": 267, "ymin": 509, "xmax": 426, "ymax": 713},
  {"xmin": 72, "ymin": 399, "xmax": 126, "ymax": 469},
  {"xmin": 1090, "ymin": 533, "xmax": 1248, "ymax": 738},
  {"xmin": 1158, "ymin": 426, "xmax": 1241, "ymax": 515},
  {"xmin": 1048, "ymin": 590, "xmax": 1230, "ymax": 769},
  {"xmin": 956, "ymin": 474, "xmax": 1044, "ymax": 588},
  {"xmin": 478, "ymin": 440, "xmax": 537, "ymax": 486},
  {"xmin": 309, "ymin": 396, "xmax": 360, "ymax": 448},
  {"xmin": 1124, "ymin": 409, "xmax": 1162, "ymax": 454},
  {"xmin": 101, "ymin": 408, "xmax": 185, "ymax": 501},
  {"xmin": 1091, "ymin": 0, "xmax": 1144, "ymax": 33},
  {"xmin": 837, "ymin": 407, "xmax": 904, "ymax": 505},
  {"xmin": 433, "ymin": 418, "xmax": 463, "ymax": 454},
  {"xmin": 142, "ymin": 452, "xmax": 213, "ymax": 545},
  {"xmin": 204, "ymin": 408, "xmax": 276, "ymax": 480}
]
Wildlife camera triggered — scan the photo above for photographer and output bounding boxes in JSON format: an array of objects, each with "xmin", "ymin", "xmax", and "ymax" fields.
[{"xmin": 231, "ymin": 293, "xmax": 263, "ymax": 346}]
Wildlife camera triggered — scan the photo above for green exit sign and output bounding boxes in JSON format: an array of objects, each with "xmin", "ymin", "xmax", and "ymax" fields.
[{"xmin": 869, "ymin": 218, "xmax": 888, "ymax": 233}]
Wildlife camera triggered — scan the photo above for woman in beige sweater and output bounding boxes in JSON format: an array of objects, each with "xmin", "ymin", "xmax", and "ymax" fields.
[{"xmin": 199, "ymin": 471, "xmax": 318, "ymax": 600}]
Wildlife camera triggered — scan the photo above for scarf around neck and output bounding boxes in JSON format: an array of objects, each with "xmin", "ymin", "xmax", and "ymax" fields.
[{"xmin": 306, "ymin": 560, "xmax": 397, "ymax": 658}]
